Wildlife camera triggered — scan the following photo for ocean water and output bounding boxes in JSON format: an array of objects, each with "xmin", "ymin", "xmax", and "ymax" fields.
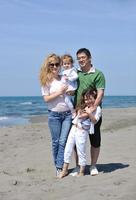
[{"xmin": 0, "ymin": 96, "xmax": 136, "ymax": 127}]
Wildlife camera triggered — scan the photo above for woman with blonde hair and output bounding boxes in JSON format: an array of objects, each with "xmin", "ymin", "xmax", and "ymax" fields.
[{"xmin": 40, "ymin": 53, "xmax": 72, "ymax": 177}]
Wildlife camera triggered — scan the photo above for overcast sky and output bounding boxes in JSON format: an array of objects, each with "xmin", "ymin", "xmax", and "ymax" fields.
[{"xmin": 0, "ymin": 0, "xmax": 136, "ymax": 96}]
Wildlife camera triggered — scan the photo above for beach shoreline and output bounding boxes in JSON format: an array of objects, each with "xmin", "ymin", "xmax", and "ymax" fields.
[
  {"xmin": 28, "ymin": 107, "xmax": 136, "ymax": 132},
  {"xmin": 0, "ymin": 107, "xmax": 136, "ymax": 200}
]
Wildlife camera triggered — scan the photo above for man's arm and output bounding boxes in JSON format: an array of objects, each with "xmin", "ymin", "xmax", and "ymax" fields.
[{"xmin": 94, "ymin": 89, "xmax": 104, "ymax": 107}]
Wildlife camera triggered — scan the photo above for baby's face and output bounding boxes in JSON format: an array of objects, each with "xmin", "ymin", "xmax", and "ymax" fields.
[{"xmin": 62, "ymin": 60, "xmax": 72, "ymax": 70}]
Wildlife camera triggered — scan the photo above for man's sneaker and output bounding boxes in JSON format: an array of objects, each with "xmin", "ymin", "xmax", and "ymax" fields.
[
  {"xmin": 69, "ymin": 166, "xmax": 80, "ymax": 176},
  {"xmin": 56, "ymin": 168, "xmax": 62, "ymax": 177},
  {"xmin": 90, "ymin": 165, "xmax": 99, "ymax": 176}
]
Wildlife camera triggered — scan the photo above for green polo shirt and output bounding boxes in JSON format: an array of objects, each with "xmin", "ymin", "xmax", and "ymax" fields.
[{"xmin": 75, "ymin": 68, "xmax": 105, "ymax": 105}]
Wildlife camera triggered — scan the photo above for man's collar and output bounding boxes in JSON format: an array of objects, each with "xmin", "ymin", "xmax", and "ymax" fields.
[{"xmin": 77, "ymin": 66, "xmax": 95, "ymax": 73}]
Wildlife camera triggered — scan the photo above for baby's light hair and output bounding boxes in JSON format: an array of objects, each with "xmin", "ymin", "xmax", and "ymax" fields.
[{"xmin": 61, "ymin": 54, "xmax": 74, "ymax": 64}]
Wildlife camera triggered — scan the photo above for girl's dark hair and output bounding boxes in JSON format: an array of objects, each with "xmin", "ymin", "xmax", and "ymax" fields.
[{"xmin": 76, "ymin": 88, "xmax": 97, "ymax": 111}]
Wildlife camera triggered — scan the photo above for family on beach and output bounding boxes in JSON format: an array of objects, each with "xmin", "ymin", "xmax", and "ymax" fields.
[{"xmin": 39, "ymin": 48, "xmax": 105, "ymax": 178}]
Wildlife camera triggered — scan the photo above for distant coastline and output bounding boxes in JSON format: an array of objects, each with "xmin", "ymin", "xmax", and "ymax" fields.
[{"xmin": 0, "ymin": 96, "xmax": 136, "ymax": 127}]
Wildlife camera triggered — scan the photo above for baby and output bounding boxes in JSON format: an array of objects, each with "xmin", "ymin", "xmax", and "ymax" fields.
[{"xmin": 61, "ymin": 54, "xmax": 78, "ymax": 117}]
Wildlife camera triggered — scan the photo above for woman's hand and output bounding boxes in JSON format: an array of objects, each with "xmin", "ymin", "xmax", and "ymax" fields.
[
  {"xmin": 63, "ymin": 75, "xmax": 68, "ymax": 80},
  {"xmin": 59, "ymin": 84, "xmax": 68, "ymax": 95},
  {"xmin": 66, "ymin": 90, "xmax": 75, "ymax": 96}
]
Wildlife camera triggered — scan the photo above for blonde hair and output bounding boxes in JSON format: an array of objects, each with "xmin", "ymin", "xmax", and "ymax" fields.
[
  {"xmin": 61, "ymin": 54, "xmax": 74, "ymax": 65},
  {"xmin": 39, "ymin": 53, "xmax": 61, "ymax": 86}
]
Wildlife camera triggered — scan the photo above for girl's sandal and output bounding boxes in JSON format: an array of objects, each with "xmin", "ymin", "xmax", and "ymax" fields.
[
  {"xmin": 76, "ymin": 172, "xmax": 84, "ymax": 177},
  {"xmin": 59, "ymin": 170, "xmax": 68, "ymax": 178}
]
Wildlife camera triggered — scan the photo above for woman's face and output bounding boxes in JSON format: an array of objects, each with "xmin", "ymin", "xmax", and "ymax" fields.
[
  {"xmin": 48, "ymin": 59, "xmax": 60, "ymax": 76},
  {"xmin": 84, "ymin": 94, "xmax": 95, "ymax": 107}
]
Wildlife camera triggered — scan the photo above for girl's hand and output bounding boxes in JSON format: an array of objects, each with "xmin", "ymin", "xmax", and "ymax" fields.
[
  {"xmin": 85, "ymin": 106, "xmax": 97, "ymax": 124},
  {"xmin": 78, "ymin": 110, "xmax": 88, "ymax": 119},
  {"xmin": 85, "ymin": 106, "xmax": 96, "ymax": 114}
]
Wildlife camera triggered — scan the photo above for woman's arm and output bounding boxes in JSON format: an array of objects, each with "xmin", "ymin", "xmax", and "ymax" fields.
[{"xmin": 43, "ymin": 84, "xmax": 68, "ymax": 102}]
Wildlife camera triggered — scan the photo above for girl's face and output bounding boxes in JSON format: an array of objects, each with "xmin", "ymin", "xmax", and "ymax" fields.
[{"xmin": 84, "ymin": 94, "xmax": 95, "ymax": 107}]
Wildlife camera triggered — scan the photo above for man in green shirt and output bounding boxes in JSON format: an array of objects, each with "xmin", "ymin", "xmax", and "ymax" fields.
[{"xmin": 73, "ymin": 48, "xmax": 105, "ymax": 176}]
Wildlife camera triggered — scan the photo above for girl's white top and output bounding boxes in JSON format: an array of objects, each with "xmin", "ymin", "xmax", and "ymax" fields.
[
  {"xmin": 72, "ymin": 106, "xmax": 102, "ymax": 134},
  {"xmin": 41, "ymin": 78, "xmax": 70, "ymax": 112}
]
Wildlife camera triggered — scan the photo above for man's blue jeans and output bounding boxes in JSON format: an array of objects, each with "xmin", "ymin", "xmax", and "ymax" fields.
[{"xmin": 48, "ymin": 110, "xmax": 72, "ymax": 169}]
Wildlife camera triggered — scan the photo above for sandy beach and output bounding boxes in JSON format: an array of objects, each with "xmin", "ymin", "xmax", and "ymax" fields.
[{"xmin": 0, "ymin": 107, "xmax": 136, "ymax": 200}]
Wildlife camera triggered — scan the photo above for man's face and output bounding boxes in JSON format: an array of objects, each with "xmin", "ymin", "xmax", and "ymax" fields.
[{"xmin": 77, "ymin": 52, "xmax": 90, "ymax": 68}]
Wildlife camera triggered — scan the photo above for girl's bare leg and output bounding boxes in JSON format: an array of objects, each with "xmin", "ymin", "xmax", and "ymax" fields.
[
  {"xmin": 59, "ymin": 163, "xmax": 69, "ymax": 178},
  {"xmin": 77, "ymin": 165, "xmax": 85, "ymax": 177}
]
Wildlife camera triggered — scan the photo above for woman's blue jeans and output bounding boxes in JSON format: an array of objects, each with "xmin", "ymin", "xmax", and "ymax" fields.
[{"xmin": 48, "ymin": 110, "xmax": 72, "ymax": 169}]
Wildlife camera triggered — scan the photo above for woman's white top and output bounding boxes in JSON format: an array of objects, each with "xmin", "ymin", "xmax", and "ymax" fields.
[{"xmin": 41, "ymin": 78, "xmax": 70, "ymax": 112}]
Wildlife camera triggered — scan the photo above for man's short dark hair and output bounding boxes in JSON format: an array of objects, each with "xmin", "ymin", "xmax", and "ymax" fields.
[{"xmin": 76, "ymin": 48, "xmax": 91, "ymax": 58}]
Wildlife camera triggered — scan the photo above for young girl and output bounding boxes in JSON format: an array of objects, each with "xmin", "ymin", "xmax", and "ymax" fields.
[
  {"xmin": 59, "ymin": 88, "xmax": 102, "ymax": 178},
  {"xmin": 61, "ymin": 54, "xmax": 78, "ymax": 117}
]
